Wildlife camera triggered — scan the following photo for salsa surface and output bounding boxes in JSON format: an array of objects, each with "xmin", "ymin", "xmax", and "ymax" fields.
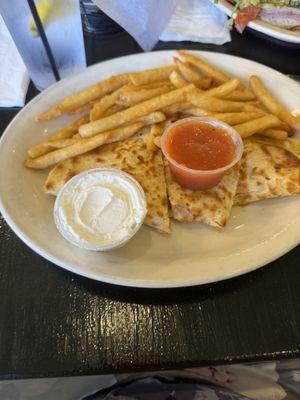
[{"xmin": 166, "ymin": 122, "xmax": 236, "ymax": 171}]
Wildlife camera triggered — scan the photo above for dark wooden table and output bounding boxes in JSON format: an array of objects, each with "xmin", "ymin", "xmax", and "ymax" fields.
[{"xmin": 0, "ymin": 29, "xmax": 300, "ymax": 380}]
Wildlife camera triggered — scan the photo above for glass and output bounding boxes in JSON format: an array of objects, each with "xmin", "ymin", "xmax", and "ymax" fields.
[{"xmin": 0, "ymin": 0, "xmax": 86, "ymax": 90}]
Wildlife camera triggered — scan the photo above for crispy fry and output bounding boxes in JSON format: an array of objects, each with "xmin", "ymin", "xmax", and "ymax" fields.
[
  {"xmin": 134, "ymin": 80, "xmax": 171, "ymax": 90},
  {"xmin": 27, "ymin": 114, "xmax": 89, "ymax": 158},
  {"xmin": 214, "ymin": 112, "xmax": 263, "ymax": 125},
  {"xmin": 24, "ymin": 122, "xmax": 145, "ymax": 169},
  {"xmin": 187, "ymin": 92, "xmax": 246, "ymax": 112},
  {"xmin": 36, "ymin": 73, "xmax": 129, "ymax": 121},
  {"xmin": 243, "ymin": 103, "xmax": 267, "ymax": 114},
  {"xmin": 178, "ymin": 50, "xmax": 229, "ymax": 84},
  {"xmin": 153, "ymin": 136, "xmax": 162, "ymax": 149},
  {"xmin": 257, "ymin": 129, "xmax": 289, "ymax": 140},
  {"xmin": 117, "ymin": 86, "xmax": 172, "ymax": 107},
  {"xmin": 250, "ymin": 75, "xmax": 300, "ymax": 131},
  {"xmin": 129, "ymin": 66, "xmax": 176, "ymax": 86},
  {"xmin": 79, "ymin": 84, "xmax": 195, "ymax": 138},
  {"xmin": 234, "ymin": 114, "xmax": 281, "ymax": 138},
  {"xmin": 224, "ymin": 89, "xmax": 256, "ymax": 101},
  {"xmin": 203, "ymin": 78, "xmax": 240, "ymax": 99},
  {"xmin": 90, "ymin": 85, "xmax": 128, "ymax": 121},
  {"xmin": 137, "ymin": 112, "xmax": 166, "ymax": 125},
  {"xmin": 47, "ymin": 138, "xmax": 78, "ymax": 148},
  {"xmin": 169, "ymin": 70, "xmax": 188, "ymax": 88},
  {"xmin": 194, "ymin": 77, "xmax": 212, "ymax": 90},
  {"xmin": 101, "ymin": 104, "xmax": 125, "ymax": 117},
  {"xmin": 147, "ymin": 123, "xmax": 163, "ymax": 151},
  {"xmin": 35, "ymin": 107, "xmax": 63, "ymax": 122},
  {"xmin": 277, "ymin": 120, "xmax": 293, "ymax": 134},
  {"xmin": 68, "ymin": 102, "xmax": 94, "ymax": 115},
  {"xmin": 161, "ymin": 101, "xmax": 192, "ymax": 116},
  {"xmin": 173, "ymin": 57, "xmax": 203, "ymax": 83},
  {"xmin": 181, "ymin": 108, "xmax": 211, "ymax": 117}
]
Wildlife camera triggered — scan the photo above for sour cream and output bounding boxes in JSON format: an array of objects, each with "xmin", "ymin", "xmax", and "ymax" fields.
[{"xmin": 54, "ymin": 168, "xmax": 147, "ymax": 251}]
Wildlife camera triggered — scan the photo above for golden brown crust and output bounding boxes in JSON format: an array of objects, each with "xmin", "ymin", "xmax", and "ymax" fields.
[
  {"xmin": 44, "ymin": 133, "xmax": 170, "ymax": 234},
  {"xmin": 234, "ymin": 137, "xmax": 300, "ymax": 205},
  {"xmin": 164, "ymin": 160, "xmax": 240, "ymax": 229}
]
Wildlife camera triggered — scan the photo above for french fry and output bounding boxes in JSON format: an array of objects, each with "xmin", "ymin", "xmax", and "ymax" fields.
[
  {"xmin": 161, "ymin": 101, "xmax": 192, "ymax": 116},
  {"xmin": 134, "ymin": 80, "xmax": 171, "ymax": 90},
  {"xmin": 169, "ymin": 70, "xmax": 188, "ymax": 88},
  {"xmin": 234, "ymin": 114, "xmax": 281, "ymax": 138},
  {"xmin": 212, "ymin": 112, "xmax": 263, "ymax": 125},
  {"xmin": 203, "ymin": 78, "xmax": 240, "ymax": 99},
  {"xmin": 178, "ymin": 50, "xmax": 229, "ymax": 84},
  {"xmin": 101, "ymin": 104, "xmax": 125, "ymax": 117},
  {"xmin": 243, "ymin": 103, "xmax": 267, "ymax": 114},
  {"xmin": 173, "ymin": 57, "xmax": 203, "ymax": 83},
  {"xmin": 129, "ymin": 66, "xmax": 176, "ymax": 86},
  {"xmin": 147, "ymin": 123, "xmax": 162, "ymax": 151},
  {"xmin": 68, "ymin": 102, "xmax": 94, "ymax": 115},
  {"xmin": 47, "ymin": 138, "xmax": 78, "ymax": 148},
  {"xmin": 277, "ymin": 120, "xmax": 293, "ymax": 134},
  {"xmin": 250, "ymin": 75, "xmax": 300, "ymax": 131},
  {"xmin": 187, "ymin": 92, "xmax": 246, "ymax": 112},
  {"xmin": 79, "ymin": 84, "xmax": 195, "ymax": 138},
  {"xmin": 224, "ymin": 89, "xmax": 256, "ymax": 101},
  {"xmin": 90, "ymin": 85, "xmax": 128, "ymax": 121},
  {"xmin": 181, "ymin": 108, "xmax": 211, "ymax": 117},
  {"xmin": 137, "ymin": 112, "xmax": 166, "ymax": 125},
  {"xmin": 36, "ymin": 73, "xmax": 129, "ymax": 121},
  {"xmin": 24, "ymin": 122, "xmax": 145, "ymax": 169},
  {"xmin": 117, "ymin": 86, "xmax": 172, "ymax": 107},
  {"xmin": 27, "ymin": 114, "xmax": 89, "ymax": 158},
  {"xmin": 257, "ymin": 129, "xmax": 289, "ymax": 140},
  {"xmin": 153, "ymin": 136, "xmax": 162, "ymax": 148},
  {"xmin": 35, "ymin": 107, "xmax": 62, "ymax": 122},
  {"xmin": 194, "ymin": 77, "xmax": 212, "ymax": 90}
]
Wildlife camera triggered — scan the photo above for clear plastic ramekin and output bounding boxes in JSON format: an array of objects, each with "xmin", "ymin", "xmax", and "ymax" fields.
[{"xmin": 161, "ymin": 117, "xmax": 243, "ymax": 190}]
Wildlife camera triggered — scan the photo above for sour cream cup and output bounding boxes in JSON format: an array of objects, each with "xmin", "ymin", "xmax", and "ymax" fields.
[
  {"xmin": 54, "ymin": 168, "xmax": 147, "ymax": 251},
  {"xmin": 161, "ymin": 117, "xmax": 244, "ymax": 190}
]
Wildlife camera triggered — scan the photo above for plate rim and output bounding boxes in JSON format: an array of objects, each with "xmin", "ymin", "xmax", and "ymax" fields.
[
  {"xmin": 0, "ymin": 49, "xmax": 299, "ymax": 288},
  {"xmin": 212, "ymin": 0, "xmax": 300, "ymax": 44}
]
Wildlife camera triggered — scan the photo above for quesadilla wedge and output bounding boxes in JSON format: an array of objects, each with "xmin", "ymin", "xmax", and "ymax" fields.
[
  {"xmin": 164, "ymin": 161, "xmax": 240, "ymax": 229},
  {"xmin": 234, "ymin": 137, "xmax": 300, "ymax": 205},
  {"xmin": 44, "ymin": 133, "xmax": 170, "ymax": 234}
]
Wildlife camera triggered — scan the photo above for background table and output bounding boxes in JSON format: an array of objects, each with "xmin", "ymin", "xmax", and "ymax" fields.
[{"xmin": 0, "ymin": 28, "xmax": 300, "ymax": 380}]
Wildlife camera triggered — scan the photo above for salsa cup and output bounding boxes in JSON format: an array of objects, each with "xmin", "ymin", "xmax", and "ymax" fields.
[{"xmin": 161, "ymin": 117, "xmax": 244, "ymax": 190}]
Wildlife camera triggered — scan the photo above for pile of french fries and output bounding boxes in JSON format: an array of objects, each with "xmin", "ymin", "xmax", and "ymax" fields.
[{"xmin": 25, "ymin": 50, "xmax": 300, "ymax": 170}]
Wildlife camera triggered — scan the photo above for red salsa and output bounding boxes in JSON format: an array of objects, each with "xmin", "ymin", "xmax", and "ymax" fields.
[{"xmin": 166, "ymin": 122, "xmax": 236, "ymax": 171}]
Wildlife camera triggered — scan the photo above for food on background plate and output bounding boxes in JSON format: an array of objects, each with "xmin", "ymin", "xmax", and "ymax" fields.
[
  {"xmin": 160, "ymin": 117, "xmax": 243, "ymax": 190},
  {"xmin": 226, "ymin": 0, "xmax": 300, "ymax": 33},
  {"xmin": 24, "ymin": 50, "xmax": 300, "ymax": 248},
  {"xmin": 54, "ymin": 169, "xmax": 147, "ymax": 251}
]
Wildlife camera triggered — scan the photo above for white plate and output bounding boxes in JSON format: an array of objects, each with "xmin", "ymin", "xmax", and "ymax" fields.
[
  {"xmin": 0, "ymin": 50, "xmax": 299, "ymax": 288},
  {"xmin": 213, "ymin": 0, "xmax": 300, "ymax": 44}
]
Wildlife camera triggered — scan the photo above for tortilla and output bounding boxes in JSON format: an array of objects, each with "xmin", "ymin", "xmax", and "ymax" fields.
[
  {"xmin": 44, "ymin": 133, "xmax": 170, "ymax": 234},
  {"xmin": 234, "ymin": 137, "xmax": 300, "ymax": 205},
  {"xmin": 164, "ymin": 161, "xmax": 240, "ymax": 229}
]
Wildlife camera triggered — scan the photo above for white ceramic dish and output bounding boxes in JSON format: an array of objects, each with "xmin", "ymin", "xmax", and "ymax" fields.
[
  {"xmin": 212, "ymin": 0, "xmax": 300, "ymax": 44},
  {"xmin": 0, "ymin": 50, "xmax": 299, "ymax": 288}
]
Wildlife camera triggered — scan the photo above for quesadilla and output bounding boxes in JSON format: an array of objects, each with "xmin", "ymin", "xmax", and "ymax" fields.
[
  {"xmin": 44, "ymin": 133, "xmax": 170, "ymax": 234},
  {"xmin": 234, "ymin": 137, "xmax": 300, "ymax": 205},
  {"xmin": 164, "ymin": 161, "xmax": 240, "ymax": 229}
]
